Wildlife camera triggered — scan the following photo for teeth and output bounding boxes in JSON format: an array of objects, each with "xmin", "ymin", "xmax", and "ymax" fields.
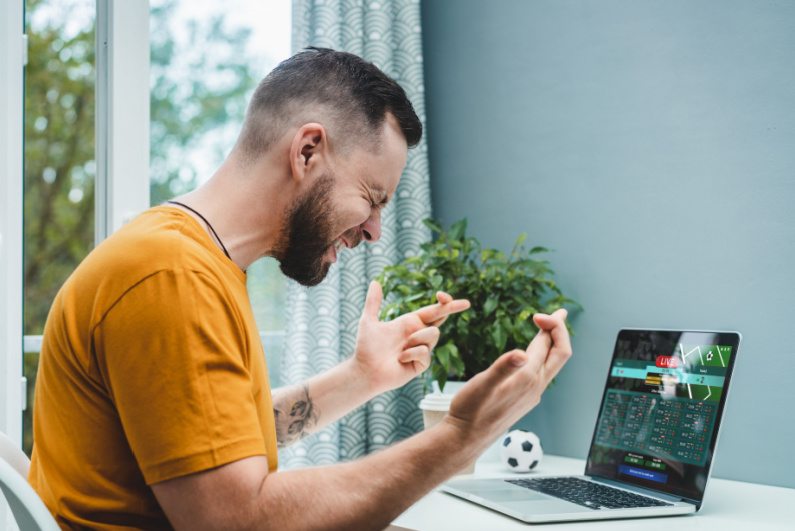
[{"xmin": 334, "ymin": 238, "xmax": 345, "ymax": 253}]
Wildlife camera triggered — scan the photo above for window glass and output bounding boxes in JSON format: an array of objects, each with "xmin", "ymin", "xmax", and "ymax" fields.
[
  {"xmin": 23, "ymin": 0, "xmax": 96, "ymax": 454},
  {"xmin": 149, "ymin": 0, "xmax": 291, "ymax": 334}
]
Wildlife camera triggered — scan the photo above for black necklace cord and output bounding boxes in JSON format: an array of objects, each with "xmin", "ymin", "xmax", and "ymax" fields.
[{"xmin": 167, "ymin": 200, "xmax": 231, "ymax": 260}]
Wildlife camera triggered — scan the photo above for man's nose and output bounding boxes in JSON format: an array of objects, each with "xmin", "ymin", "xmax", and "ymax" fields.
[{"xmin": 361, "ymin": 208, "xmax": 382, "ymax": 242}]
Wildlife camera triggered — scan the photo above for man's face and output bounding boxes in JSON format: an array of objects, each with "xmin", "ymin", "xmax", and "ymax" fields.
[{"xmin": 276, "ymin": 114, "xmax": 408, "ymax": 286}]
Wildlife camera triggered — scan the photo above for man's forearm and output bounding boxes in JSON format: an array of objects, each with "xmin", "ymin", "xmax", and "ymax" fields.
[
  {"xmin": 272, "ymin": 383, "xmax": 320, "ymax": 448},
  {"xmin": 155, "ymin": 418, "xmax": 480, "ymax": 531},
  {"xmin": 260, "ymin": 418, "xmax": 477, "ymax": 531},
  {"xmin": 272, "ymin": 358, "xmax": 376, "ymax": 448}
]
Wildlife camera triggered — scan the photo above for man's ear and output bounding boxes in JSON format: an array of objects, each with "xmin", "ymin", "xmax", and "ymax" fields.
[{"xmin": 289, "ymin": 123, "xmax": 327, "ymax": 184}]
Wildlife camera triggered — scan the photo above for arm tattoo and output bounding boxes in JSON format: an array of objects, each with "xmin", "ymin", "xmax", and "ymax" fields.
[{"xmin": 273, "ymin": 384, "xmax": 320, "ymax": 449}]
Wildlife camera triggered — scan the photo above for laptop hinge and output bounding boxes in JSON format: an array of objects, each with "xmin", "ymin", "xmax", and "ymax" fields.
[{"xmin": 588, "ymin": 475, "xmax": 694, "ymax": 505}]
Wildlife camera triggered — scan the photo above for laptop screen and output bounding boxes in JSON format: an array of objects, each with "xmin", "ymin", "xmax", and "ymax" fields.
[{"xmin": 585, "ymin": 329, "xmax": 741, "ymax": 503}]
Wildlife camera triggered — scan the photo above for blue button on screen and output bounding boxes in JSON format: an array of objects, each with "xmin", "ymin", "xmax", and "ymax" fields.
[{"xmin": 618, "ymin": 465, "xmax": 668, "ymax": 484}]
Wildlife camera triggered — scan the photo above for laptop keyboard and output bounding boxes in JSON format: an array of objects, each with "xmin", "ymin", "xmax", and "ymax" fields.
[{"xmin": 505, "ymin": 477, "xmax": 674, "ymax": 510}]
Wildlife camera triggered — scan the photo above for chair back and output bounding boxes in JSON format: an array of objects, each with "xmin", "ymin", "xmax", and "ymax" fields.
[
  {"xmin": 0, "ymin": 458, "xmax": 60, "ymax": 531},
  {"xmin": 0, "ymin": 432, "xmax": 58, "ymax": 530},
  {"xmin": 0, "ymin": 430, "xmax": 30, "ymax": 478}
]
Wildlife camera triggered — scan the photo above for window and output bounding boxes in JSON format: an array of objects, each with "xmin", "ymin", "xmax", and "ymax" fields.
[
  {"xmin": 18, "ymin": 0, "xmax": 155, "ymax": 455},
  {"xmin": 23, "ymin": 0, "xmax": 96, "ymax": 455},
  {"xmin": 12, "ymin": 0, "xmax": 291, "ymax": 457},
  {"xmin": 149, "ymin": 0, "xmax": 292, "ymax": 384}
]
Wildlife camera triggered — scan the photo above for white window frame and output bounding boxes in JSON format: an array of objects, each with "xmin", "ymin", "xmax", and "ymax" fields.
[
  {"xmin": 96, "ymin": 0, "xmax": 151, "ymax": 241},
  {"xmin": 0, "ymin": 0, "xmax": 25, "ymax": 446},
  {"xmin": 1, "ymin": 1, "xmax": 25, "ymax": 526},
  {"xmin": 1, "ymin": 0, "xmax": 150, "ymax": 448}
]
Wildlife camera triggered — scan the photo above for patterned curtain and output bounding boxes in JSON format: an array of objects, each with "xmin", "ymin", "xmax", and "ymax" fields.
[{"xmin": 279, "ymin": 0, "xmax": 432, "ymax": 468}]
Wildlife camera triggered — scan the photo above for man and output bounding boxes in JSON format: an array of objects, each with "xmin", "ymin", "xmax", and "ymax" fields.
[{"xmin": 30, "ymin": 48, "xmax": 572, "ymax": 530}]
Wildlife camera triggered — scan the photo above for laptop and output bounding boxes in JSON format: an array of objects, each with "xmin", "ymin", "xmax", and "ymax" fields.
[{"xmin": 441, "ymin": 328, "xmax": 741, "ymax": 523}]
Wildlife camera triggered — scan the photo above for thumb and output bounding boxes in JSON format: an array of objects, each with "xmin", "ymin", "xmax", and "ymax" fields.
[
  {"xmin": 533, "ymin": 309, "xmax": 568, "ymax": 330},
  {"xmin": 362, "ymin": 280, "xmax": 383, "ymax": 322},
  {"xmin": 526, "ymin": 328, "xmax": 552, "ymax": 355},
  {"xmin": 478, "ymin": 349, "xmax": 528, "ymax": 388}
]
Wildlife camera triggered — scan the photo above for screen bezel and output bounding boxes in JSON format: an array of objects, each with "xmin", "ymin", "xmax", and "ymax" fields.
[{"xmin": 584, "ymin": 329, "xmax": 741, "ymax": 507}]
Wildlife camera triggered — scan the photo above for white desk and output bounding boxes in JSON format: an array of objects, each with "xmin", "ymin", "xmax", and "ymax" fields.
[{"xmin": 392, "ymin": 454, "xmax": 794, "ymax": 530}]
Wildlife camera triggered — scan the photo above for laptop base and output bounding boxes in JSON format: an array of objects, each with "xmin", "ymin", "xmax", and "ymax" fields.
[{"xmin": 441, "ymin": 476, "xmax": 696, "ymax": 523}]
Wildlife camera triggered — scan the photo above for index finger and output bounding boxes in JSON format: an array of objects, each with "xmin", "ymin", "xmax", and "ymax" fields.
[
  {"xmin": 414, "ymin": 298, "xmax": 470, "ymax": 325},
  {"xmin": 427, "ymin": 292, "xmax": 455, "ymax": 326},
  {"xmin": 436, "ymin": 291, "xmax": 453, "ymax": 305},
  {"xmin": 533, "ymin": 309, "xmax": 571, "ymax": 356},
  {"xmin": 533, "ymin": 310, "xmax": 572, "ymax": 379}
]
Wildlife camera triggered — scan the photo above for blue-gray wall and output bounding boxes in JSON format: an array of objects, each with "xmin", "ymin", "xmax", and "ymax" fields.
[{"xmin": 421, "ymin": 0, "xmax": 795, "ymax": 489}]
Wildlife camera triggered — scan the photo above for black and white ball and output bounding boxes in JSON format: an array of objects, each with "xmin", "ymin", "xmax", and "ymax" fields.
[{"xmin": 500, "ymin": 430, "xmax": 543, "ymax": 472}]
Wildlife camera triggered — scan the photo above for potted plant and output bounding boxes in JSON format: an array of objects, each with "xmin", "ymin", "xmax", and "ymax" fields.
[{"xmin": 377, "ymin": 218, "xmax": 581, "ymax": 392}]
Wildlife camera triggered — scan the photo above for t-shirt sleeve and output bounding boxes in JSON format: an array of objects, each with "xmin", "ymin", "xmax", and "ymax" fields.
[{"xmin": 92, "ymin": 268, "xmax": 267, "ymax": 485}]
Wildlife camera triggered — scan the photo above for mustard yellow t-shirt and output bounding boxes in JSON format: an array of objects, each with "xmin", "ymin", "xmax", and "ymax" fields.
[{"xmin": 29, "ymin": 207, "xmax": 278, "ymax": 530}]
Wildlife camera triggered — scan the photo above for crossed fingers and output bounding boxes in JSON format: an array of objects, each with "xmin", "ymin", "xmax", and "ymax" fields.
[
  {"xmin": 525, "ymin": 309, "xmax": 571, "ymax": 384},
  {"xmin": 414, "ymin": 291, "xmax": 470, "ymax": 327}
]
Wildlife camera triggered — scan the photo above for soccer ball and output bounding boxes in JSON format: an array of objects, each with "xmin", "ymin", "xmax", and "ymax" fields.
[{"xmin": 500, "ymin": 430, "xmax": 543, "ymax": 472}]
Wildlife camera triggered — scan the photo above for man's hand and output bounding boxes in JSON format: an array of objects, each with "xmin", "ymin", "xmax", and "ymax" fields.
[
  {"xmin": 353, "ymin": 281, "xmax": 470, "ymax": 396},
  {"xmin": 444, "ymin": 309, "xmax": 572, "ymax": 453}
]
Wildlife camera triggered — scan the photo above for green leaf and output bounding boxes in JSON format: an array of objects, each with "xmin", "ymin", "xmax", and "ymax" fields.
[
  {"xmin": 448, "ymin": 342, "xmax": 465, "ymax": 377},
  {"xmin": 404, "ymin": 292, "xmax": 426, "ymax": 304},
  {"xmin": 422, "ymin": 218, "xmax": 444, "ymax": 234},
  {"xmin": 435, "ymin": 344, "xmax": 450, "ymax": 368},
  {"xmin": 455, "ymin": 317, "xmax": 469, "ymax": 339},
  {"xmin": 528, "ymin": 246, "xmax": 549, "ymax": 255},
  {"xmin": 450, "ymin": 354, "xmax": 465, "ymax": 377},
  {"xmin": 447, "ymin": 341, "xmax": 460, "ymax": 359},
  {"xmin": 380, "ymin": 302, "xmax": 400, "ymax": 321},
  {"xmin": 514, "ymin": 319, "xmax": 536, "ymax": 344},
  {"xmin": 483, "ymin": 296, "xmax": 499, "ymax": 316},
  {"xmin": 432, "ymin": 365, "xmax": 448, "ymax": 391},
  {"xmin": 544, "ymin": 302, "xmax": 562, "ymax": 314},
  {"xmin": 491, "ymin": 322, "xmax": 508, "ymax": 353},
  {"xmin": 449, "ymin": 218, "xmax": 468, "ymax": 241},
  {"xmin": 511, "ymin": 232, "xmax": 527, "ymax": 256},
  {"xmin": 500, "ymin": 316, "xmax": 514, "ymax": 335},
  {"xmin": 408, "ymin": 271, "xmax": 428, "ymax": 283}
]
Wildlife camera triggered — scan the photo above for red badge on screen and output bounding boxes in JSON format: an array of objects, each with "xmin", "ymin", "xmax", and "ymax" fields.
[{"xmin": 656, "ymin": 356, "xmax": 679, "ymax": 369}]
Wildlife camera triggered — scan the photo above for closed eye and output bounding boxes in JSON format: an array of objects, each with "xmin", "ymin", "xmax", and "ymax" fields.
[
  {"xmin": 375, "ymin": 194, "xmax": 390, "ymax": 209},
  {"xmin": 368, "ymin": 184, "xmax": 390, "ymax": 208},
  {"xmin": 370, "ymin": 196, "xmax": 388, "ymax": 210}
]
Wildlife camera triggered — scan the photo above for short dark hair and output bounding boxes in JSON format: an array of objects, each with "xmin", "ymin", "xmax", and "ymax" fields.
[{"xmin": 236, "ymin": 47, "xmax": 422, "ymax": 161}]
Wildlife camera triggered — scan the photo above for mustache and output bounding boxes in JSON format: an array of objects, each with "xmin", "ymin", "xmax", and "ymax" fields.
[{"xmin": 340, "ymin": 229, "xmax": 363, "ymax": 249}]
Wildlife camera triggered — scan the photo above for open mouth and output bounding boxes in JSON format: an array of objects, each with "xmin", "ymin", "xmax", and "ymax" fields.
[
  {"xmin": 333, "ymin": 237, "xmax": 346, "ymax": 254},
  {"xmin": 327, "ymin": 236, "xmax": 348, "ymax": 263}
]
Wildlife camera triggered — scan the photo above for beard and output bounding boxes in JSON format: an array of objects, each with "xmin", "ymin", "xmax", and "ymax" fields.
[{"xmin": 275, "ymin": 172, "xmax": 345, "ymax": 287}]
